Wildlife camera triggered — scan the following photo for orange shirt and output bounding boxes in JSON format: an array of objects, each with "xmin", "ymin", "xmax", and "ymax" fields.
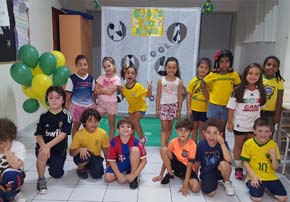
[{"xmin": 168, "ymin": 138, "xmax": 197, "ymax": 171}]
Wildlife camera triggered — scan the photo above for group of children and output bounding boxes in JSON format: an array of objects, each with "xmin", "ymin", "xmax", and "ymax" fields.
[{"xmin": 0, "ymin": 50, "xmax": 288, "ymax": 202}]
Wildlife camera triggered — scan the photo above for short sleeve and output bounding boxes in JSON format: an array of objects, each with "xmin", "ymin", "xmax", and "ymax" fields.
[
  {"xmin": 35, "ymin": 115, "xmax": 45, "ymax": 136},
  {"xmin": 186, "ymin": 79, "xmax": 195, "ymax": 94},
  {"xmin": 195, "ymin": 143, "xmax": 202, "ymax": 162},
  {"xmin": 233, "ymin": 72, "xmax": 241, "ymax": 86},
  {"xmin": 107, "ymin": 141, "xmax": 117, "ymax": 161},
  {"xmin": 12, "ymin": 141, "xmax": 26, "ymax": 162},
  {"xmin": 115, "ymin": 75, "xmax": 121, "ymax": 86},
  {"xmin": 227, "ymin": 95, "xmax": 237, "ymax": 110},
  {"xmin": 203, "ymin": 72, "xmax": 214, "ymax": 84},
  {"xmin": 92, "ymin": 79, "xmax": 95, "ymax": 91},
  {"xmin": 65, "ymin": 77, "xmax": 73, "ymax": 92},
  {"xmin": 278, "ymin": 80, "xmax": 284, "ymax": 91},
  {"xmin": 101, "ymin": 131, "xmax": 110, "ymax": 149},
  {"xmin": 137, "ymin": 142, "xmax": 147, "ymax": 159},
  {"xmin": 240, "ymin": 140, "xmax": 250, "ymax": 161},
  {"xmin": 61, "ymin": 110, "xmax": 73, "ymax": 136},
  {"xmin": 96, "ymin": 75, "xmax": 104, "ymax": 85},
  {"xmin": 70, "ymin": 132, "xmax": 81, "ymax": 150}
]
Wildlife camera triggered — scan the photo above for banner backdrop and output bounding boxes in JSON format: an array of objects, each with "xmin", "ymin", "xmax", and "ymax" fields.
[{"xmin": 102, "ymin": 7, "xmax": 201, "ymax": 115}]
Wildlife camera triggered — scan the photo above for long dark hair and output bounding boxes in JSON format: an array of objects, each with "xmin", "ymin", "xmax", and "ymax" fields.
[
  {"xmin": 234, "ymin": 63, "xmax": 266, "ymax": 106},
  {"xmin": 213, "ymin": 50, "xmax": 234, "ymax": 73},
  {"xmin": 263, "ymin": 56, "xmax": 285, "ymax": 82},
  {"xmin": 164, "ymin": 57, "xmax": 181, "ymax": 78}
]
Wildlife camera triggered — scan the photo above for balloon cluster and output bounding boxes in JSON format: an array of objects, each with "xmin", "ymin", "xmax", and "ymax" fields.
[{"xmin": 10, "ymin": 44, "xmax": 71, "ymax": 113}]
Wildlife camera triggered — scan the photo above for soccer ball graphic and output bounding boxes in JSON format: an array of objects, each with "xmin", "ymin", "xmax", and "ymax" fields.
[{"xmin": 107, "ymin": 21, "xmax": 126, "ymax": 42}]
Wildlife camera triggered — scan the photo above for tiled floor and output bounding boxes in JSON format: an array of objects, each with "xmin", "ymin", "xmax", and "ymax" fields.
[{"xmin": 18, "ymin": 124, "xmax": 290, "ymax": 202}]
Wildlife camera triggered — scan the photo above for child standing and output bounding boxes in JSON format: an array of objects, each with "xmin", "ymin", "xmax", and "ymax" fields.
[
  {"xmin": 227, "ymin": 63, "xmax": 267, "ymax": 180},
  {"xmin": 261, "ymin": 56, "xmax": 285, "ymax": 124},
  {"xmin": 186, "ymin": 58, "xmax": 211, "ymax": 142},
  {"xmin": 156, "ymin": 57, "xmax": 183, "ymax": 147},
  {"xmin": 120, "ymin": 65, "xmax": 153, "ymax": 145},
  {"xmin": 241, "ymin": 117, "xmax": 287, "ymax": 202},
  {"xmin": 66, "ymin": 54, "xmax": 96, "ymax": 137},
  {"xmin": 0, "ymin": 118, "xmax": 26, "ymax": 202},
  {"xmin": 35, "ymin": 86, "xmax": 72, "ymax": 194},
  {"xmin": 152, "ymin": 118, "xmax": 200, "ymax": 196},
  {"xmin": 104, "ymin": 117, "xmax": 147, "ymax": 189},
  {"xmin": 70, "ymin": 109, "xmax": 109, "ymax": 179},
  {"xmin": 195, "ymin": 118, "xmax": 234, "ymax": 196},
  {"xmin": 202, "ymin": 50, "xmax": 240, "ymax": 138},
  {"xmin": 95, "ymin": 57, "xmax": 121, "ymax": 141}
]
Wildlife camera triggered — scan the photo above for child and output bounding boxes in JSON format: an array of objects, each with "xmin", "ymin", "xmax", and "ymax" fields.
[
  {"xmin": 0, "ymin": 118, "xmax": 26, "ymax": 202},
  {"xmin": 261, "ymin": 56, "xmax": 285, "ymax": 124},
  {"xmin": 95, "ymin": 57, "xmax": 121, "ymax": 141},
  {"xmin": 35, "ymin": 86, "xmax": 72, "ymax": 194},
  {"xmin": 195, "ymin": 118, "xmax": 234, "ymax": 196},
  {"xmin": 104, "ymin": 117, "xmax": 147, "ymax": 189},
  {"xmin": 227, "ymin": 63, "xmax": 267, "ymax": 180},
  {"xmin": 152, "ymin": 118, "xmax": 200, "ymax": 196},
  {"xmin": 156, "ymin": 57, "xmax": 183, "ymax": 147},
  {"xmin": 186, "ymin": 58, "xmax": 211, "ymax": 142},
  {"xmin": 70, "ymin": 109, "xmax": 109, "ymax": 179},
  {"xmin": 241, "ymin": 117, "xmax": 287, "ymax": 202},
  {"xmin": 120, "ymin": 65, "xmax": 153, "ymax": 145},
  {"xmin": 65, "ymin": 54, "xmax": 96, "ymax": 137},
  {"xmin": 201, "ymin": 50, "xmax": 240, "ymax": 138}
]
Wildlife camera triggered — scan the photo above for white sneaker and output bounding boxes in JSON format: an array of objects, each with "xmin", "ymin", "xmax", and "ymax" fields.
[
  {"xmin": 223, "ymin": 181, "xmax": 234, "ymax": 196},
  {"xmin": 14, "ymin": 191, "xmax": 27, "ymax": 202}
]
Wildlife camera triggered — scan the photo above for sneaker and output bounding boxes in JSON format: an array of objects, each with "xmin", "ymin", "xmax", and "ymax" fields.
[
  {"xmin": 223, "ymin": 181, "xmax": 234, "ymax": 196},
  {"xmin": 37, "ymin": 178, "xmax": 47, "ymax": 195},
  {"xmin": 129, "ymin": 177, "xmax": 139, "ymax": 189},
  {"xmin": 161, "ymin": 173, "xmax": 174, "ymax": 184},
  {"xmin": 14, "ymin": 191, "xmax": 27, "ymax": 202},
  {"xmin": 140, "ymin": 136, "xmax": 148, "ymax": 146},
  {"xmin": 235, "ymin": 168, "xmax": 244, "ymax": 180},
  {"xmin": 77, "ymin": 168, "xmax": 88, "ymax": 179}
]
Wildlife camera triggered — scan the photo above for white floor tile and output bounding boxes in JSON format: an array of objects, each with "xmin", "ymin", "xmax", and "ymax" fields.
[
  {"xmin": 103, "ymin": 186, "xmax": 138, "ymax": 202},
  {"xmin": 34, "ymin": 185, "xmax": 75, "ymax": 200},
  {"xmin": 69, "ymin": 185, "xmax": 107, "ymax": 201},
  {"xmin": 171, "ymin": 188, "xmax": 206, "ymax": 202},
  {"xmin": 138, "ymin": 186, "xmax": 171, "ymax": 202}
]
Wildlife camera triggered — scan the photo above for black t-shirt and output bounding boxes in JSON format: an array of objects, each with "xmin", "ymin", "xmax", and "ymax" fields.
[{"xmin": 35, "ymin": 109, "xmax": 72, "ymax": 156}]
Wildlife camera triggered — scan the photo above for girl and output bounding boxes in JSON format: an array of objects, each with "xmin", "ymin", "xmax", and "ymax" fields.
[
  {"xmin": 201, "ymin": 50, "xmax": 241, "ymax": 138},
  {"xmin": 95, "ymin": 57, "xmax": 121, "ymax": 141},
  {"xmin": 35, "ymin": 86, "xmax": 72, "ymax": 194},
  {"xmin": 66, "ymin": 54, "xmax": 96, "ymax": 137},
  {"xmin": 227, "ymin": 63, "xmax": 267, "ymax": 180},
  {"xmin": 156, "ymin": 57, "xmax": 183, "ymax": 147},
  {"xmin": 70, "ymin": 109, "xmax": 109, "ymax": 179},
  {"xmin": 186, "ymin": 58, "xmax": 211, "ymax": 142},
  {"xmin": 261, "ymin": 56, "xmax": 285, "ymax": 124},
  {"xmin": 120, "ymin": 65, "xmax": 153, "ymax": 145}
]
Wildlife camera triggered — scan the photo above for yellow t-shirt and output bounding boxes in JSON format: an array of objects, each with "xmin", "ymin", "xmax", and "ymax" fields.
[
  {"xmin": 186, "ymin": 76, "xmax": 208, "ymax": 112},
  {"xmin": 240, "ymin": 137, "xmax": 280, "ymax": 181},
  {"xmin": 123, "ymin": 82, "xmax": 148, "ymax": 113},
  {"xmin": 70, "ymin": 127, "xmax": 109, "ymax": 156},
  {"xmin": 262, "ymin": 75, "xmax": 284, "ymax": 111},
  {"xmin": 168, "ymin": 137, "xmax": 197, "ymax": 171},
  {"xmin": 203, "ymin": 71, "xmax": 240, "ymax": 106}
]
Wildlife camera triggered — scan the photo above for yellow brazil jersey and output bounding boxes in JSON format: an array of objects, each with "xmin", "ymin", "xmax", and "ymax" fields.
[
  {"xmin": 70, "ymin": 127, "xmax": 109, "ymax": 156},
  {"xmin": 240, "ymin": 137, "xmax": 280, "ymax": 181},
  {"xmin": 262, "ymin": 75, "xmax": 284, "ymax": 111},
  {"xmin": 186, "ymin": 76, "xmax": 208, "ymax": 112},
  {"xmin": 203, "ymin": 71, "xmax": 240, "ymax": 106},
  {"xmin": 123, "ymin": 82, "xmax": 148, "ymax": 113}
]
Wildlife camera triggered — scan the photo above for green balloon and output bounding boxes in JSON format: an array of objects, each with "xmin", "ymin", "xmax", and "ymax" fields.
[
  {"xmin": 10, "ymin": 62, "xmax": 33, "ymax": 86},
  {"xmin": 52, "ymin": 66, "xmax": 71, "ymax": 86},
  {"xmin": 18, "ymin": 44, "xmax": 39, "ymax": 68},
  {"xmin": 23, "ymin": 98, "xmax": 39, "ymax": 113},
  {"xmin": 39, "ymin": 52, "xmax": 57, "ymax": 75}
]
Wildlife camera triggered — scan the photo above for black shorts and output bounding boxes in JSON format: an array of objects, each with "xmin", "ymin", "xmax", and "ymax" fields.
[
  {"xmin": 200, "ymin": 170, "xmax": 222, "ymax": 194},
  {"xmin": 191, "ymin": 110, "xmax": 207, "ymax": 122},
  {"xmin": 233, "ymin": 130, "xmax": 253, "ymax": 136},
  {"xmin": 171, "ymin": 154, "xmax": 198, "ymax": 180}
]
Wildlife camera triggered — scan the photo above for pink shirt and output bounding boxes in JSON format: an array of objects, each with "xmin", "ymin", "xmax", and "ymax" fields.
[{"xmin": 96, "ymin": 74, "xmax": 121, "ymax": 102}]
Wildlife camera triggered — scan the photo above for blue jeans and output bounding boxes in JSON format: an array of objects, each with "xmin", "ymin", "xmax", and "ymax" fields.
[{"xmin": 207, "ymin": 103, "xmax": 228, "ymax": 120}]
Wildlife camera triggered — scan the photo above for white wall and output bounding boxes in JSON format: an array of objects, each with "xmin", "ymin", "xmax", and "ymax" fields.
[{"xmin": 0, "ymin": 0, "xmax": 62, "ymax": 131}]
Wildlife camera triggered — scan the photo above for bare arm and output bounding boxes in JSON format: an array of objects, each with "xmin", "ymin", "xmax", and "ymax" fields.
[
  {"xmin": 179, "ymin": 161, "xmax": 193, "ymax": 196},
  {"xmin": 4, "ymin": 141, "xmax": 23, "ymax": 169},
  {"xmin": 200, "ymin": 80, "xmax": 209, "ymax": 101},
  {"xmin": 146, "ymin": 81, "xmax": 153, "ymax": 97},
  {"xmin": 217, "ymin": 134, "xmax": 231, "ymax": 162},
  {"xmin": 127, "ymin": 158, "xmax": 147, "ymax": 181},
  {"xmin": 227, "ymin": 109, "xmax": 234, "ymax": 132},
  {"xmin": 156, "ymin": 79, "xmax": 162, "ymax": 117},
  {"xmin": 274, "ymin": 91, "xmax": 283, "ymax": 124},
  {"xmin": 65, "ymin": 92, "xmax": 72, "ymax": 109},
  {"xmin": 177, "ymin": 80, "xmax": 183, "ymax": 118},
  {"xmin": 186, "ymin": 93, "xmax": 192, "ymax": 117},
  {"xmin": 242, "ymin": 160, "xmax": 261, "ymax": 188}
]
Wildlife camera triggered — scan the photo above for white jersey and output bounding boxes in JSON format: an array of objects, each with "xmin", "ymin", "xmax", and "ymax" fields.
[
  {"xmin": 227, "ymin": 88, "xmax": 261, "ymax": 132},
  {"xmin": 160, "ymin": 76, "xmax": 180, "ymax": 104}
]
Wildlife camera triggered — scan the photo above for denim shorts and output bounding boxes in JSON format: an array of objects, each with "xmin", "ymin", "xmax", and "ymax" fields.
[{"xmin": 207, "ymin": 103, "xmax": 228, "ymax": 120}]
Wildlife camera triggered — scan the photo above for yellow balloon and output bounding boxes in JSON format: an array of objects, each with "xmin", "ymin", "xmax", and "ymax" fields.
[
  {"xmin": 51, "ymin": 50, "xmax": 65, "ymax": 68},
  {"xmin": 31, "ymin": 74, "xmax": 52, "ymax": 99},
  {"xmin": 21, "ymin": 86, "xmax": 38, "ymax": 99},
  {"xmin": 31, "ymin": 65, "xmax": 44, "ymax": 76}
]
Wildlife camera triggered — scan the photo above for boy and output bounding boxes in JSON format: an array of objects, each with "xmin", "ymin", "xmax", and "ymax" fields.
[
  {"xmin": 241, "ymin": 117, "xmax": 287, "ymax": 202},
  {"xmin": 152, "ymin": 118, "xmax": 200, "ymax": 196},
  {"xmin": 35, "ymin": 86, "xmax": 72, "ymax": 194},
  {"xmin": 70, "ymin": 109, "xmax": 109, "ymax": 179},
  {"xmin": 104, "ymin": 117, "xmax": 147, "ymax": 189},
  {"xmin": 195, "ymin": 118, "xmax": 234, "ymax": 196},
  {"xmin": 0, "ymin": 118, "xmax": 26, "ymax": 202}
]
